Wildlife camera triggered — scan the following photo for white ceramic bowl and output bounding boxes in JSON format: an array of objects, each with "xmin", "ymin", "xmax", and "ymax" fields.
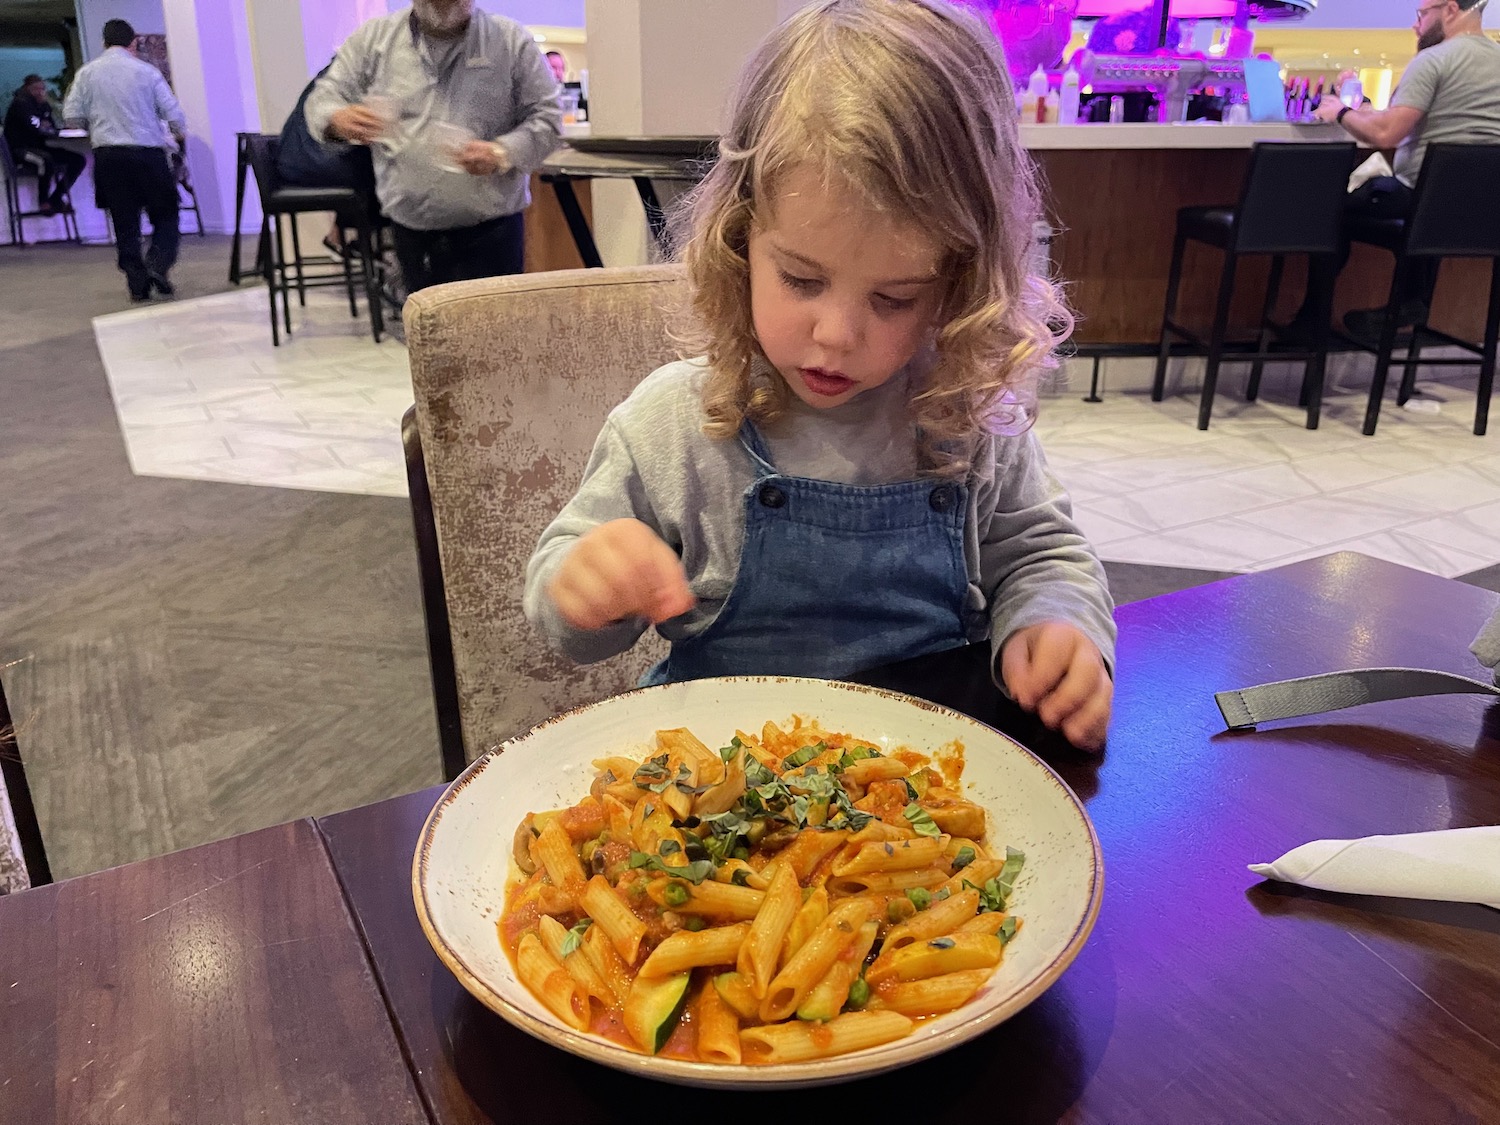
[{"xmin": 413, "ymin": 677, "xmax": 1102, "ymax": 1089}]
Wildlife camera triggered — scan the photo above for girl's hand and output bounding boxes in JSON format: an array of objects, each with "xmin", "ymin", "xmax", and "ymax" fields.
[
  {"xmin": 999, "ymin": 623, "xmax": 1113, "ymax": 752},
  {"xmin": 547, "ymin": 519, "xmax": 696, "ymax": 631}
]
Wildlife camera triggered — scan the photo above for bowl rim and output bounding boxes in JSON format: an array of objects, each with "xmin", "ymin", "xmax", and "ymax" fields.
[{"xmin": 411, "ymin": 675, "xmax": 1104, "ymax": 1088}]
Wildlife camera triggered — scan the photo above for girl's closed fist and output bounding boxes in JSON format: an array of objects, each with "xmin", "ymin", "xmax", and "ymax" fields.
[{"xmin": 547, "ymin": 519, "xmax": 696, "ymax": 631}]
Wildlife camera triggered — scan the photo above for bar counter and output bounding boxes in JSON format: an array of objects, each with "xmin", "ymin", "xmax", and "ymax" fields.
[{"xmin": 1023, "ymin": 122, "xmax": 1492, "ymax": 346}]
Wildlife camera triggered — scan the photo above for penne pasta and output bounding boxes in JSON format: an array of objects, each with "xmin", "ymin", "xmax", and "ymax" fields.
[
  {"xmin": 761, "ymin": 898, "xmax": 875, "ymax": 1021},
  {"xmin": 695, "ymin": 978, "xmax": 743, "ymax": 1065},
  {"xmin": 873, "ymin": 889, "xmax": 982, "ymax": 965},
  {"xmin": 826, "ymin": 868, "xmax": 950, "ymax": 897},
  {"xmin": 832, "ymin": 836, "xmax": 951, "ymax": 876},
  {"xmin": 784, "ymin": 885, "xmax": 828, "ymax": 959},
  {"xmin": 870, "ymin": 968, "xmax": 991, "ymax": 1018},
  {"xmin": 537, "ymin": 916, "xmax": 614, "ymax": 1008},
  {"xmin": 638, "ymin": 922, "xmax": 752, "ymax": 977},
  {"xmin": 797, "ymin": 919, "xmax": 879, "ymax": 1022},
  {"xmin": 581, "ymin": 920, "xmax": 632, "ymax": 1006},
  {"xmin": 499, "ymin": 717, "xmax": 1025, "ymax": 1066},
  {"xmin": 533, "ymin": 816, "xmax": 586, "ymax": 889},
  {"xmin": 839, "ymin": 757, "xmax": 914, "ymax": 787},
  {"xmin": 581, "ymin": 874, "xmax": 648, "ymax": 965},
  {"xmin": 737, "ymin": 864, "xmax": 800, "ymax": 999},
  {"xmin": 773, "ymin": 829, "xmax": 850, "ymax": 882},
  {"xmin": 516, "ymin": 933, "xmax": 590, "ymax": 1031},
  {"xmin": 651, "ymin": 878, "xmax": 765, "ymax": 921},
  {"xmin": 740, "ymin": 1011, "xmax": 914, "ymax": 1064},
  {"xmin": 867, "ymin": 931, "xmax": 1002, "ymax": 984}
]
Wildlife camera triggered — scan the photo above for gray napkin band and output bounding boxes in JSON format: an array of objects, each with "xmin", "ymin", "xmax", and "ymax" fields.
[{"xmin": 1216, "ymin": 667, "xmax": 1500, "ymax": 731}]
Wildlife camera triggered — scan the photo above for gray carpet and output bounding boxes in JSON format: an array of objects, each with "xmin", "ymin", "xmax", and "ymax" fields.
[
  {"xmin": 2, "ymin": 239, "xmax": 1495, "ymax": 881},
  {"xmin": 1, "ymin": 237, "xmax": 438, "ymax": 880}
]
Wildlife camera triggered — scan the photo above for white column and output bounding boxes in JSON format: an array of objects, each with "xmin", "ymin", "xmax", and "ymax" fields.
[
  {"xmin": 582, "ymin": 0, "xmax": 802, "ymax": 267},
  {"xmin": 161, "ymin": 0, "xmax": 261, "ymax": 235}
]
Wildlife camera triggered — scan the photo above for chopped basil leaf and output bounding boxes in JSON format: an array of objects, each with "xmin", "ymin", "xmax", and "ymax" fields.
[
  {"xmin": 996, "ymin": 847, "xmax": 1025, "ymax": 904},
  {"xmin": 928, "ymin": 937, "xmax": 956, "ymax": 950},
  {"xmin": 632, "ymin": 754, "xmax": 670, "ymax": 789},
  {"xmin": 952, "ymin": 845, "xmax": 976, "ymax": 871},
  {"xmin": 902, "ymin": 803, "xmax": 941, "ymax": 838},
  {"xmin": 837, "ymin": 745, "xmax": 878, "ymax": 769},
  {"xmin": 628, "ymin": 850, "xmax": 715, "ymax": 884},
  {"xmin": 559, "ymin": 917, "xmax": 592, "ymax": 957},
  {"xmin": 744, "ymin": 759, "xmax": 775, "ymax": 788},
  {"xmin": 901, "ymin": 778, "xmax": 920, "ymax": 802},
  {"xmin": 731, "ymin": 868, "xmax": 751, "ymax": 887},
  {"xmin": 658, "ymin": 839, "xmax": 682, "ymax": 856},
  {"xmin": 933, "ymin": 887, "xmax": 951, "ymax": 902},
  {"xmin": 906, "ymin": 887, "xmax": 932, "ymax": 911},
  {"xmin": 998, "ymin": 916, "xmax": 1018, "ymax": 944},
  {"xmin": 782, "ymin": 742, "xmax": 825, "ymax": 770}
]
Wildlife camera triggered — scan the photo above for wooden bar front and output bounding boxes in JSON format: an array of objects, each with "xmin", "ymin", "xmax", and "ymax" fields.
[{"xmin": 1037, "ymin": 146, "xmax": 1492, "ymax": 346}]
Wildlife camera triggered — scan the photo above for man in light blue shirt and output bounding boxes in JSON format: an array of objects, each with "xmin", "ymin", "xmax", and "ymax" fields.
[
  {"xmin": 304, "ymin": 0, "xmax": 561, "ymax": 295},
  {"xmin": 63, "ymin": 18, "xmax": 187, "ymax": 301}
]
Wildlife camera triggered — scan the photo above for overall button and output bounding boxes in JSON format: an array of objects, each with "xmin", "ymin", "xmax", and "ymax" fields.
[
  {"xmin": 929, "ymin": 484, "xmax": 957, "ymax": 513},
  {"xmin": 758, "ymin": 484, "xmax": 787, "ymax": 509}
]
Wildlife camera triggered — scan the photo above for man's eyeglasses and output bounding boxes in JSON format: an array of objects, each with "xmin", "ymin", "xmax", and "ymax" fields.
[{"xmin": 1415, "ymin": 2, "xmax": 1448, "ymax": 20}]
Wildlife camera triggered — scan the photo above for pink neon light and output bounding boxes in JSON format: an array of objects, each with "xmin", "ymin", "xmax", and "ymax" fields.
[{"xmin": 1076, "ymin": 1, "xmax": 1237, "ymax": 14}]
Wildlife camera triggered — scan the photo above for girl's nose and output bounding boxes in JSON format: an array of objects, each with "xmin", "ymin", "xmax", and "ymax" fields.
[{"xmin": 811, "ymin": 301, "xmax": 859, "ymax": 352}]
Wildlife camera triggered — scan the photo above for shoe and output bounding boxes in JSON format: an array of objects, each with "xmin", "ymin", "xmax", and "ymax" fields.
[
  {"xmin": 147, "ymin": 271, "xmax": 175, "ymax": 298},
  {"xmin": 1343, "ymin": 301, "xmax": 1428, "ymax": 345},
  {"xmin": 129, "ymin": 288, "xmax": 151, "ymax": 303},
  {"xmin": 48, "ymin": 197, "xmax": 72, "ymax": 214}
]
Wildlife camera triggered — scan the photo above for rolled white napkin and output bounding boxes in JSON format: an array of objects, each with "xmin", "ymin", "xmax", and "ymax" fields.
[{"xmin": 1249, "ymin": 826, "xmax": 1500, "ymax": 909}]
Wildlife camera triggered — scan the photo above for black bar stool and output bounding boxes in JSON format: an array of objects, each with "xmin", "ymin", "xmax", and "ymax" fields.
[
  {"xmin": 1153, "ymin": 141, "xmax": 1358, "ymax": 430},
  {"xmin": 0, "ymin": 136, "xmax": 83, "ymax": 247},
  {"xmin": 242, "ymin": 133, "xmax": 384, "ymax": 347},
  {"xmin": 1343, "ymin": 143, "xmax": 1500, "ymax": 437}
]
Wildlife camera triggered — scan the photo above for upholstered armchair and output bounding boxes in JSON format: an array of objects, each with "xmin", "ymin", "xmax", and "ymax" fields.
[{"xmin": 403, "ymin": 265, "xmax": 684, "ymax": 778}]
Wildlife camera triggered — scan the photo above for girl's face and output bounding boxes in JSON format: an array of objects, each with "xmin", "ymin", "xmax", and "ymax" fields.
[{"xmin": 748, "ymin": 167, "xmax": 945, "ymax": 410}]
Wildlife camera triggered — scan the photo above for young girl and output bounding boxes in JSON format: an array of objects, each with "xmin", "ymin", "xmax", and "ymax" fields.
[{"xmin": 524, "ymin": 0, "xmax": 1115, "ymax": 750}]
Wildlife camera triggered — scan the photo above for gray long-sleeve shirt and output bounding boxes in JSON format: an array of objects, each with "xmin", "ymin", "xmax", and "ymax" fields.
[
  {"xmin": 524, "ymin": 359, "xmax": 1117, "ymax": 678},
  {"xmin": 62, "ymin": 47, "xmax": 185, "ymax": 149},
  {"xmin": 304, "ymin": 6, "xmax": 562, "ymax": 230}
]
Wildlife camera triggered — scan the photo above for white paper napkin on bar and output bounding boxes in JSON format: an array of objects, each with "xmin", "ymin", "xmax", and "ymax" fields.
[{"xmin": 1250, "ymin": 826, "xmax": 1500, "ymax": 910}]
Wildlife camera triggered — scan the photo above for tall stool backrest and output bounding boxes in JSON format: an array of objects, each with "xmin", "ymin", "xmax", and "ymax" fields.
[
  {"xmin": 241, "ymin": 133, "xmax": 284, "ymax": 211},
  {"xmin": 1404, "ymin": 143, "xmax": 1500, "ymax": 259},
  {"xmin": 1233, "ymin": 141, "xmax": 1358, "ymax": 255}
]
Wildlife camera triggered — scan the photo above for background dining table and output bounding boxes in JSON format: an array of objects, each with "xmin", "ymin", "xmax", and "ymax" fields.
[{"xmin": 3, "ymin": 551, "xmax": 1498, "ymax": 1124}]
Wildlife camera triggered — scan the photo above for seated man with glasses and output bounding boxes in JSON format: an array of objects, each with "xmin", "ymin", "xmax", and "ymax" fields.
[{"xmin": 1283, "ymin": 0, "xmax": 1500, "ymax": 343}]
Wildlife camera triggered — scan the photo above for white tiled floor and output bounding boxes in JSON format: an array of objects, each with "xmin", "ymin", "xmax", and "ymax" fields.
[
  {"xmin": 96, "ymin": 289, "xmax": 1500, "ymax": 577},
  {"xmin": 1035, "ymin": 369, "xmax": 1499, "ymax": 577},
  {"xmin": 95, "ymin": 287, "xmax": 410, "ymax": 497}
]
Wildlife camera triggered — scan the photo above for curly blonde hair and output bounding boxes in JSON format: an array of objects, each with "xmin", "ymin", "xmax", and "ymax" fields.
[{"xmin": 671, "ymin": 0, "xmax": 1072, "ymax": 478}]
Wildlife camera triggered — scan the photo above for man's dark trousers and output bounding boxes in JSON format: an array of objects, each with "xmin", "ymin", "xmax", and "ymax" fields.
[
  {"xmin": 392, "ymin": 211, "xmax": 525, "ymax": 297},
  {"xmin": 94, "ymin": 145, "xmax": 180, "ymax": 296}
]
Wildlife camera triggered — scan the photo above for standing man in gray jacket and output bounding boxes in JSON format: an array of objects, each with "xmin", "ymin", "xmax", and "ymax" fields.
[
  {"xmin": 63, "ymin": 18, "xmax": 186, "ymax": 302},
  {"xmin": 304, "ymin": 0, "xmax": 562, "ymax": 295}
]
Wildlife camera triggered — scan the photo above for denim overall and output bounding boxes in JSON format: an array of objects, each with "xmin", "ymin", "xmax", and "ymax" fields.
[{"xmin": 649, "ymin": 423, "xmax": 973, "ymax": 684}]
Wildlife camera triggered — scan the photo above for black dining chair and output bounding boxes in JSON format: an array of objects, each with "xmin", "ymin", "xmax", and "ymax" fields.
[
  {"xmin": 1342, "ymin": 143, "xmax": 1500, "ymax": 437},
  {"xmin": 0, "ymin": 672, "xmax": 51, "ymax": 890},
  {"xmin": 242, "ymin": 133, "xmax": 384, "ymax": 346},
  {"xmin": 1152, "ymin": 141, "xmax": 1359, "ymax": 430}
]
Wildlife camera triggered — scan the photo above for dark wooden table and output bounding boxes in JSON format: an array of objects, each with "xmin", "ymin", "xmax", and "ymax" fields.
[
  {"xmin": 0, "ymin": 818, "xmax": 429, "ymax": 1125},
  {"xmin": 320, "ymin": 552, "xmax": 1500, "ymax": 1125},
  {"xmin": 5, "ymin": 553, "xmax": 1498, "ymax": 1124}
]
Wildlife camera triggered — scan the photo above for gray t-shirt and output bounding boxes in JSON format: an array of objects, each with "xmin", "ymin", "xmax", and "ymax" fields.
[
  {"xmin": 1392, "ymin": 33, "xmax": 1500, "ymax": 187},
  {"xmin": 523, "ymin": 358, "xmax": 1117, "ymax": 677}
]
